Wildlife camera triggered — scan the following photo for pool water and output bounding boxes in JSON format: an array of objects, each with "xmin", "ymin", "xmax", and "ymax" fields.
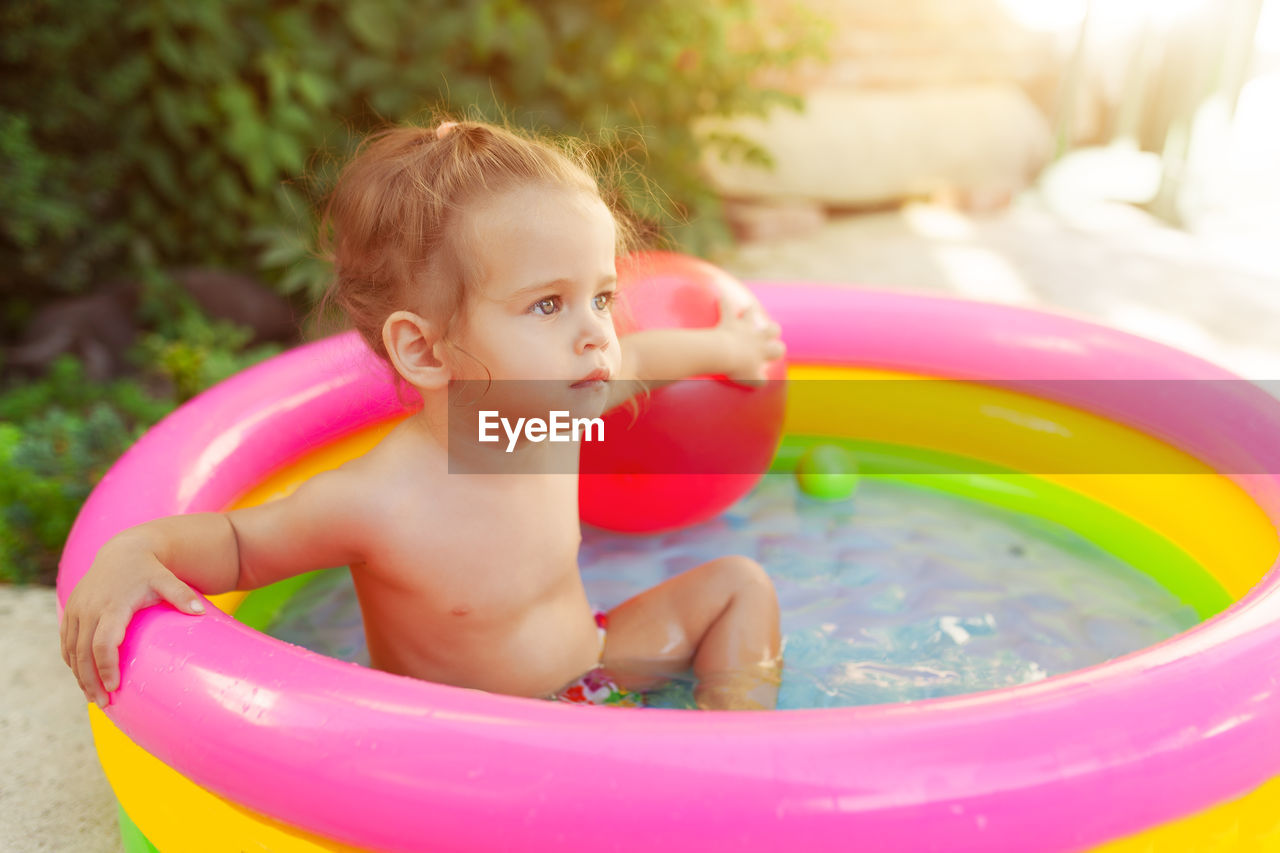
[{"xmin": 264, "ymin": 475, "xmax": 1200, "ymax": 710}]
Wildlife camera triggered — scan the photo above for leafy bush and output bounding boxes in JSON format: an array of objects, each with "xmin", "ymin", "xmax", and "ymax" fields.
[
  {"xmin": 0, "ymin": 356, "xmax": 172, "ymax": 431},
  {"xmin": 0, "ymin": 358, "xmax": 172, "ymax": 585},
  {"xmin": 2, "ymin": 0, "xmax": 829, "ymax": 315},
  {"xmin": 0, "ymin": 315, "xmax": 281, "ymax": 585},
  {"xmin": 138, "ymin": 313, "xmax": 283, "ymax": 403},
  {"xmin": 0, "ymin": 0, "xmax": 829, "ymax": 583},
  {"xmin": 130, "ymin": 263, "xmax": 288, "ymax": 401}
]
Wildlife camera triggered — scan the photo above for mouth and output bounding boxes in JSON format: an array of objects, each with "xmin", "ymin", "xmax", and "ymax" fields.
[{"xmin": 570, "ymin": 368, "xmax": 611, "ymax": 389}]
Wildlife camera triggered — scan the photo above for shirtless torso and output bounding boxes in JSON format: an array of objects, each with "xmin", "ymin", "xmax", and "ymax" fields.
[{"xmin": 236, "ymin": 415, "xmax": 601, "ymax": 698}]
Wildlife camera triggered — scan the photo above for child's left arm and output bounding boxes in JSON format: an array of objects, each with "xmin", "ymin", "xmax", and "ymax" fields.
[{"xmin": 607, "ymin": 288, "xmax": 785, "ymax": 411}]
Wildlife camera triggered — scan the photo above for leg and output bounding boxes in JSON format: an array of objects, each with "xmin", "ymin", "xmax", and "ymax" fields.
[{"xmin": 601, "ymin": 556, "xmax": 782, "ymax": 710}]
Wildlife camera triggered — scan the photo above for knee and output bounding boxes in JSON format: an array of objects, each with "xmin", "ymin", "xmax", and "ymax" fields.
[
  {"xmin": 713, "ymin": 557, "xmax": 782, "ymax": 656},
  {"xmin": 713, "ymin": 556, "xmax": 777, "ymax": 603}
]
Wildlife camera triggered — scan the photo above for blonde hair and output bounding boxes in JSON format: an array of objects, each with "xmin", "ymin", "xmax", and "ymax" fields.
[{"xmin": 317, "ymin": 117, "xmax": 639, "ymax": 362}]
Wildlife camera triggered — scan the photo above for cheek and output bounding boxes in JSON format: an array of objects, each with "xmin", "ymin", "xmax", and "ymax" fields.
[
  {"xmin": 482, "ymin": 315, "xmax": 533, "ymax": 347},
  {"xmin": 608, "ymin": 332, "xmax": 624, "ymax": 367},
  {"xmin": 508, "ymin": 321, "xmax": 551, "ymax": 352}
]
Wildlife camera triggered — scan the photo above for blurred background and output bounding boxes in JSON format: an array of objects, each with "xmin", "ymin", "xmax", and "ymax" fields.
[
  {"xmin": 1, "ymin": 1, "xmax": 1277, "ymax": 848},
  {"xmin": 2, "ymin": 0, "xmax": 1278, "ymax": 587}
]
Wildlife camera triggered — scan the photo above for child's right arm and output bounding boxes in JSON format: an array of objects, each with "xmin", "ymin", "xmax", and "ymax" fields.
[{"xmin": 60, "ymin": 470, "xmax": 369, "ymax": 708}]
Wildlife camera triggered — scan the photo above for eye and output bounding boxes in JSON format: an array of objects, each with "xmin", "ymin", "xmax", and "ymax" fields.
[
  {"xmin": 593, "ymin": 291, "xmax": 614, "ymax": 311},
  {"xmin": 530, "ymin": 297, "xmax": 560, "ymax": 316}
]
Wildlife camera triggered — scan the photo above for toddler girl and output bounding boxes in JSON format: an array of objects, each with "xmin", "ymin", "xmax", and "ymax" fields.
[{"xmin": 61, "ymin": 119, "xmax": 786, "ymax": 711}]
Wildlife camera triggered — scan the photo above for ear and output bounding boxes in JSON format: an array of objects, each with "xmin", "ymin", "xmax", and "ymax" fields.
[{"xmin": 382, "ymin": 310, "xmax": 450, "ymax": 390}]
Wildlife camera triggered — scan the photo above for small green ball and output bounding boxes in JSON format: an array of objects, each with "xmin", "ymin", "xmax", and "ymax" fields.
[{"xmin": 795, "ymin": 444, "xmax": 860, "ymax": 501}]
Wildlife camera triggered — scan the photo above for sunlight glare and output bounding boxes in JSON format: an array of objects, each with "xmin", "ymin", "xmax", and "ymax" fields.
[{"xmin": 998, "ymin": 0, "xmax": 1215, "ymax": 33}]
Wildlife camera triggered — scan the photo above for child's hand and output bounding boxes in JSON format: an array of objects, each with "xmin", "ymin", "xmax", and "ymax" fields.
[
  {"xmin": 715, "ymin": 287, "xmax": 785, "ymax": 387},
  {"xmin": 60, "ymin": 538, "xmax": 207, "ymax": 708}
]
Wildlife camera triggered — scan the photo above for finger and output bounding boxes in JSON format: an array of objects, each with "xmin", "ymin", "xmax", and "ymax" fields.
[
  {"xmin": 93, "ymin": 611, "xmax": 131, "ymax": 695},
  {"xmin": 75, "ymin": 620, "xmax": 106, "ymax": 706},
  {"xmin": 153, "ymin": 574, "xmax": 206, "ymax": 615},
  {"xmin": 732, "ymin": 301, "xmax": 759, "ymax": 322},
  {"xmin": 67, "ymin": 620, "xmax": 87, "ymax": 699},
  {"xmin": 717, "ymin": 284, "xmax": 758, "ymax": 322},
  {"xmin": 64, "ymin": 613, "xmax": 89, "ymax": 701},
  {"xmin": 716, "ymin": 285, "xmax": 737, "ymax": 319},
  {"xmin": 60, "ymin": 612, "xmax": 76, "ymax": 669},
  {"xmin": 750, "ymin": 306, "xmax": 777, "ymax": 333},
  {"xmin": 729, "ymin": 373, "xmax": 765, "ymax": 389},
  {"xmin": 723, "ymin": 303, "xmax": 751, "ymax": 325}
]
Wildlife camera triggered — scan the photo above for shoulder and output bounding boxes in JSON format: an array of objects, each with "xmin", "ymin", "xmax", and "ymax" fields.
[{"xmin": 332, "ymin": 419, "xmax": 453, "ymax": 541}]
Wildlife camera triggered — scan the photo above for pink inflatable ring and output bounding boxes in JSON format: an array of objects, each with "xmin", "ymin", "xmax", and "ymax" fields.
[{"xmin": 58, "ymin": 282, "xmax": 1280, "ymax": 852}]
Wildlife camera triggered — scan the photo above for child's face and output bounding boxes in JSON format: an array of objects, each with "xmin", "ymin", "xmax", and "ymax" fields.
[{"xmin": 447, "ymin": 184, "xmax": 622, "ymax": 416}]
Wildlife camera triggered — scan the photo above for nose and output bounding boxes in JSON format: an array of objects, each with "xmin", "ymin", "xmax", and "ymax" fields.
[{"xmin": 575, "ymin": 306, "xmax": 612, "ymax": 355}]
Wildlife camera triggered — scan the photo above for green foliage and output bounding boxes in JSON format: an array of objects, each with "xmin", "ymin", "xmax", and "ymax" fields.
[
  {"xmin": 2, "ymin": 0, "xmax": 829, "ymax": 310},
  {"xmin": 125, "ymin": 263, "xmax": 284, "ymax": 399},
  {"xmin": 0, "ymin": 0, "xmax": 829, "ymax": 583},
  {"xmin": 0, "ymin": 314, "xmax": 281, "ymax": 584},
  {"xmin": 0, "ymin": 358, "xmax": 173, "ymax": 585},
  {"xmin": 138, "ymin": 312, "xmax": 283, "ymax": 403},
  {"xmin": 0, "ymin": 356, "xmax": 171, "ymax": 428}
]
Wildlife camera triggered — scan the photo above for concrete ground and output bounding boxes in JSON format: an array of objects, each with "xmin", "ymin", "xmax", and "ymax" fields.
[
  {"xmin": 719, "ymin": 192, "xmax": 1280, "ymax": 380},
  {"xmin": 1, "ymin": 585, "xmax": 122, "ymax": 853},
  {"xmin": 3, "ymin": 189, "xmax": 1277, "ymax": 852}
]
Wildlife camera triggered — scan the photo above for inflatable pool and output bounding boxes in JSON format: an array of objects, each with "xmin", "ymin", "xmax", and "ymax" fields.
[{"xmin": 58, "ymin": 279, "xmax": 1280, "ymax": 852}]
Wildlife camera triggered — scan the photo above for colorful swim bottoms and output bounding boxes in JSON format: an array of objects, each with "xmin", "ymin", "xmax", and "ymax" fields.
[{"xmin": 547, "ymin": 610, "xmax": 638, "ymax": 707}]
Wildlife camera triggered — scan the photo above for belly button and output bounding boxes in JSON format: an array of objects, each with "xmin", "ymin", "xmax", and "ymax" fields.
[{"xmin": 450, "ymin": 605, "xmax": 472, "ymax": 617}]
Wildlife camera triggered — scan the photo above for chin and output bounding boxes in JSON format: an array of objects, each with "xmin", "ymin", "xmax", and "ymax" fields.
[
  {"xmin": 576, "ymin": 398, "xmax": 610, "ymax": 421},
  {"xmin": 563, "ymin": 392, "xmax": 609, "ymax": 420}
]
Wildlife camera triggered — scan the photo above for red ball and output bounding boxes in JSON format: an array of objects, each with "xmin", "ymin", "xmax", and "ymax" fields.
[{"xmin": 579, "ymin": 252, "xmax": 787, "ymax": 533}]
